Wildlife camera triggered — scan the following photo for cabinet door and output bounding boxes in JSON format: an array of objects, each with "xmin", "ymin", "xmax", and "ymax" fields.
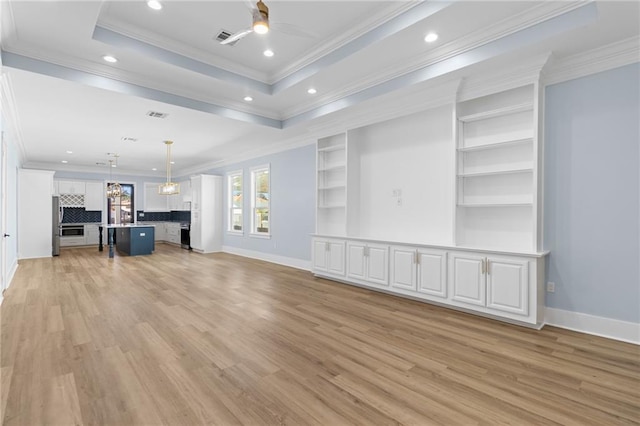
[
  {"xmin": 390, "ymin": 246, "xmax": 416, "ymax": 291},
  {"xmin": 417, "ymin": 249, "xmax": 447, "ymax": 298},
  {"xmin": 327, "ymin": 241, "xmax": 345, "ymax": 276},
  {"xmin": 366, "ymin": 244, "xmax": 389, "ymax": 286},
  {"xmin": 346, "ymin": 242, "xmax": 367, "ymax": 281},
  {"xmin": 58, "ymin": 180, "xmax": 85, "ymax": 194},
  {"xmin": 84, "ymin": 182, "xmax": 104, "ymax": 211},
  {"xmin": 312, "ymin": 239, "xmax": 329, "ymax": 272},
  {"xmin": 450, "ymin": 253, "xmax": 485, "ymax": 306},
  {"xmin": 486, "ymin": 257, "xmax": 529, "ymax": 316}
]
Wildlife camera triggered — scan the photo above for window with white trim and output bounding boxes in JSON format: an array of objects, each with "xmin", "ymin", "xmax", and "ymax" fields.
[
  {"xmin": 227, "ymin": 170, "xmax": 243, "ymax": 233},
  {"xmin": 251, "ymin": 165, "xmax": 270, "ymax": 236}
]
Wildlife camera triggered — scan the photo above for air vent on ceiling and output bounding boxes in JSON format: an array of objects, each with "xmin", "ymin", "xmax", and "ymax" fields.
[
  {"xmin": 146, "ymin": 111, "xmax": 168, "ymax": 119},
  {"xmin": 121, "ymin": 137, "xmax": 138, "ymax": 142},
  {"xmin": 215, "ymin": 30, "xmax": 239, "ymax": 46}
]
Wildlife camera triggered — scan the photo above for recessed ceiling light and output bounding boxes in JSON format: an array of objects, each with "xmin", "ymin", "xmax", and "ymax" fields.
[
  {"xmin": 152, "ymin": 168, "xmax": 157, "ymax": 171},
  {"xmin": 170, "ymin": 161, "xmax": 175, "ymax": 164},
  {"xmin": 424, "ymin": 32, "xmax": 438, "ymax": 43},
  {"xmin": 244, "ymin": 96, "xmax": 253, "ymax": 102},
  {"xmin": 263, "ymin": 49, "xmax": 274, "ymax": 57},
  {"xmin": 61, "ymin": 160, "xmax": 68, "ymax": 164},
  {"xmin": 147, "ymin": 0, "xmax": 162, "ymax": 10},
  {"xmin": 307, "ymin": 88, "xmax": 317, "ymax": 95},
  {"xmin": 102, "ymin": 55, "xmax": 118, "ymax": 63},
  {"xmin": 111, "ymin": 164, "xmax": 117, "ymax": 168},
  {"xmin": 66, "ymin": 150, "xmax": 73, "ymax": 154}
]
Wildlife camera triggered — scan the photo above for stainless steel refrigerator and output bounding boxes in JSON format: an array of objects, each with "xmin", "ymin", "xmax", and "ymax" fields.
[{"xmin": 52, "ymin": 196, "xmax": 61, "ymax": 256}]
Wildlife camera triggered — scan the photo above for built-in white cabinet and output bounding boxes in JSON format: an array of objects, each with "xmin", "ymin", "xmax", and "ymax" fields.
[
  {"xmin": 154, "ymin": 223, "xmax": 166, "ymax": 242},
  {"xmin": 190, "ymin": 175, "xmax": 222, "ymax": 253},
  {"xmin": 390, "ymin": 246, "xmax": 447, "ymax": 299},
  {"xmin": 165, "ymin": 223, "xmax": 181, "ymax": 245},
  {"xmin": 84, "ymin": 224, "xmax": 100, "ymax": 245},
  {"xmin": 312, "ymin": 238, "xmax": 345, "ymax": 276},
  {"xmin": 346, "ymin": 241, "xmax": 388, "ymax": 286},
  {"xmin": 449, "ymin": 251, "xmax": 531, "ymax": 319},
  {"xmin": 84, "ymin": 181, "xmax": 104, "ymax": 211},
  {"xmin": 58, "ymin": 180, "xmax": 86, "ymax": 194}
]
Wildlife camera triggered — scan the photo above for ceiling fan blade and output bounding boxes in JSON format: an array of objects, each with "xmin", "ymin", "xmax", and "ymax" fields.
[
  {"xmin": 220, "ymin": 28, "xmax": 253, "ymax": 45},
  {"xmin": 271, "ymin": 22, "xmax": 317, "ymax": 39}
]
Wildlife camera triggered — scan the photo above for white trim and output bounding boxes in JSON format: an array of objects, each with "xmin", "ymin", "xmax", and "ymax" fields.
[
  {"xmin": 544, "ymin": 36, "xmax": 640, "ymax": 86},
  {"xmin": 222, "ymin": 245, "xmax": 311, "ymax": 271},
  {"xmin": 3, "ymin": 260, "xmax": 18, "ymax": 297},
  {"xmin": 545, "ymin": 307, "xmax": 640, "ymax": 345}
]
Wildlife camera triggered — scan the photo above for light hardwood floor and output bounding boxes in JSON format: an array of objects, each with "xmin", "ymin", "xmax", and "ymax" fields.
[{"xmin": 1, "ymin": 244, "xmax": 639, "ymax": 425}]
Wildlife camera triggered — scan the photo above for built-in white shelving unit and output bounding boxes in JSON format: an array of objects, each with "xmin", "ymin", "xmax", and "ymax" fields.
[
  {"xmin": 316, "ymin": 133, "xmax": 347, "ymax": 235},
  {"xmin": 456, "ymin": 84, "xmax": 539, "ymax": 252},
  {"xmin": 312, "ymin": 81, "xmax": 546, "ymax": 328}
]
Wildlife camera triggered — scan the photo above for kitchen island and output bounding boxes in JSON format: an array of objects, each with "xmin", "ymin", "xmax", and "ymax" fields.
[{"xmin": 101, "ymin": 224, "xmax": 155, "ymax": 258}]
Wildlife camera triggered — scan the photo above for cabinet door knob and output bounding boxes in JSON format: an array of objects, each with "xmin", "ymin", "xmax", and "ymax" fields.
[{"xmin": 3, "ymin": 233, "xmax": 9, "ymax": 238}]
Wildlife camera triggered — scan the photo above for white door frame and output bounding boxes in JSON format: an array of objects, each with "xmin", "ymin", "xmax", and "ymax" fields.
[{"xmin": 1, "ymin": 132, "xmax": 7, "ymax": 296}]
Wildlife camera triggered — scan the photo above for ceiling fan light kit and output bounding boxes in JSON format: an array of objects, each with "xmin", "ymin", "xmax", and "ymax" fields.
[{"xmin": 253, "ymin": 0, "xmax": 270, "ymax": 34}]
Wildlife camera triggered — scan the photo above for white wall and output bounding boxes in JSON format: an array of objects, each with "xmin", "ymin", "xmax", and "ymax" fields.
[{"xmin": 351, "ymin": 105, "xmax": 454, "ymax": 244}]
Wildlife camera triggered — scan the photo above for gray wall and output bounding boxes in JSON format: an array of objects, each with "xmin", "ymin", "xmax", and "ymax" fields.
[
  {"xmin": 208, "ymin": 144, "xmax": 316, "ymax": 262},
  {"xmin": 544, "ymin": 63, "xmax": 640, "ymax": 323}
]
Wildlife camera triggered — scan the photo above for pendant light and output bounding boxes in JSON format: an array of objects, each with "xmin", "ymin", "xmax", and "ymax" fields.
[
  {"xmin": 159, "ymin": 140, "xmax": 180, "ymax": 195},
  {"xmin": 106, "ymin": 155, "xmax": 122, "ymax": 199}
]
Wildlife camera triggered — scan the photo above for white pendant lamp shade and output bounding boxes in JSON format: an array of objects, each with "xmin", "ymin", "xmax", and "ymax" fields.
[{"xmin": 159, "ymin": 140, "xmax": 180, "ymax": 195}]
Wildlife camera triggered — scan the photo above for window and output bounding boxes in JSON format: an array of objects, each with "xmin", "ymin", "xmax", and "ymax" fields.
[
  {"xmin": 227, "ymin": 170, "xmax": 243, "ymax": 233},
  {"xmin": 107, "ymin": 183, "xmax": 134, "ymax": 224},
  {"xmin": 251, "ymin": 165, "xmax": 270, "ymax": 236}
]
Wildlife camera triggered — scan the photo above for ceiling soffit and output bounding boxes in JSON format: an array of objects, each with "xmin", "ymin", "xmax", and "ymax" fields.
[{"xmin": 1, "ymin": 1, "xmax": 600, "ymax": 131}]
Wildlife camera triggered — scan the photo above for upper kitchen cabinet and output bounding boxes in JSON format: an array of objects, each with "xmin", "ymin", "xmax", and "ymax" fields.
[
  {"xmin": 84, "ymin": 181, "xmax": 104, "ymax": 211},
  {"xmin": 57, "ymin": 180, "xmax": 86, "ymax": 194}
]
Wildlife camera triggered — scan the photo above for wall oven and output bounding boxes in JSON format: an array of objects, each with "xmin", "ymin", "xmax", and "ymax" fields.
[
  {"xmin": 180, "ymin": 223, "xmax": 191, "ymax": 250},
  {"xmin": 60, "ymin": 225, "xmax": 84, "ymax": 237}
]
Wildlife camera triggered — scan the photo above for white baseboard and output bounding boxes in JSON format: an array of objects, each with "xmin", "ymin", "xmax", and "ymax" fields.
[
  {"xmin": 7, "ymin": 260, "xmax": 18, "ymax": 288},
  {"xmin": 1, "ymin": 260, "xmax": 19, "ymax": 306},
  {"xmin": 545, "ymin": 307, "xmax": 639, "ymax": 345},
  {"xmin": 222, "ymin": 246, "xmax": 311, "ymax": 271}
]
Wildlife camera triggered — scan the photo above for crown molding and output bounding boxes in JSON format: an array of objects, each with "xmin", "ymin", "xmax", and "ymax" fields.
[
  {"xmin": 1, "ymin": 72, "xmax": 27, "ymax": 164},
  {"xmin": 178, "ymin": 136, "xmax": 316, "ymax": 177},
  {"xmin": 458, "ymin": 52, "xmax": 552, "ymax": 102},
  {"xmin": 269, "ymin": 1, "xmax": 418, "ymax": 84},
  {"xmin": 543, "ymin": 36, "xmax": 640, "ymax": 86},
  {"xmin": 0, "ymin": 0, "xmax": 18, "ymax": 49},
  {"xmin": 280, "ymin": 2, "xmax": 588, "ymax": 120},
  {"xmin": 22, "ymin": 161, "xmax": 166, "ymax": 178}
]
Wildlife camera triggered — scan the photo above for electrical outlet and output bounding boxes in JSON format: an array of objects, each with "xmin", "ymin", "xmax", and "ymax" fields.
[{"xmin": 546, "ymin": 281, "xmax": 555, "ymax": 293}]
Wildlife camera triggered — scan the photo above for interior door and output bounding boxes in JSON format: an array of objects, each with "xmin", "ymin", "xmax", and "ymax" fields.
[{"xmin": 1, "ymin": 133, "xmax": 7, "ymax": 294}]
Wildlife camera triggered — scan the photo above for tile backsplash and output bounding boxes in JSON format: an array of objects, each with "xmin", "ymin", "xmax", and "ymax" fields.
[
  {"xmin": 62, "ymin": 207, "xmax": 102, "ymax": 223},
  {"xmin": 136, "ymin": 210, "xmax": 191, "ymax": 223}
]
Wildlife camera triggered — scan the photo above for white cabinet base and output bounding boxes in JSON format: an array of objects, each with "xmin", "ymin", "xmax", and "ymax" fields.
[{"xmin": 313, "ymin": 235, "xmax": 545, "ymax": 328}]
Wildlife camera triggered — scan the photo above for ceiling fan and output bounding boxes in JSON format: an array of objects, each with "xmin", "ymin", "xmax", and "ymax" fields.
[{"xmin": 220, "ymin": 0, "xmax": 315, "ymax": 46}]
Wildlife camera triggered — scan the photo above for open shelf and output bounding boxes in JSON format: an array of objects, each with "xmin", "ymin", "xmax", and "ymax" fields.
[
  {"xmin": 318, "ymin": 145, "xmax": 345, "ymax": 153},
  {"xmin": 318, "ymin": 164, "xmax": 346, "ymax": 172},
  {"xmin": 319, "ymin": 184, "xmax": 346, "ymax": 190},
  {"xmin": 458, "ymin": 202, "xmax": 533, "ymax": 207},
  {"xmin": 458, "ymin": 168, "xmax": 533, "ymax": 178},
  {"xmin": 318, "ymin": 204, "xmax": 346, "ymax": 209},
  {"xmin": 457, "ymin": 137, "xmax": 532, "ymax": 152},
  {"xmin": 458, "ymin": 102, "xmax": 533, "ymax": 122}
]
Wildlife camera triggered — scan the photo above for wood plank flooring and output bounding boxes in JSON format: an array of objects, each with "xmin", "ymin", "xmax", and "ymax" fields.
[{"xmin": 1, "ymin": 244, "xmax": 639, "ymax": 425}]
